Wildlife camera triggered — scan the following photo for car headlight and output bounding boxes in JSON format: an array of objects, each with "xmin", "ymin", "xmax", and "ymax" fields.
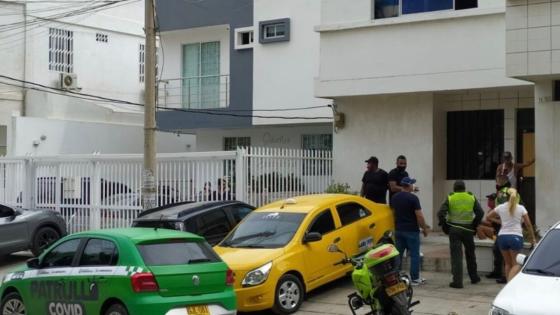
[
  {"xmin": 490, "ymin": 305, "xmax": 510, "ymax": 315},
  {"xmin": 242, "ymin": 262, "xmax": 272, "ymax": 287}
]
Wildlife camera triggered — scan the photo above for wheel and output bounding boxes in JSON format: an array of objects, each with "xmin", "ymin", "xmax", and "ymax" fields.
[
  {"xmin": 390, "ymin": 293, "xmax": 410, "ymax": 315},
  {"xmin": 31, "ymin": 227, "xmax": 60, "ymax": 256},
  {"xmin": 1, "ymin": 292, "xmax": 26, "ymax": 315},
  {"xmin": 272, "ymin": 274, "xmax": 304, "ymax": 315},
  {"xmin": 104, "ymin": 303, "xmax": 128, "ymax": 315}
]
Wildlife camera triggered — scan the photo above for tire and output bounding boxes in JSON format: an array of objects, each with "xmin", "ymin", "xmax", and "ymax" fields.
[
  {"xmin": 31, "ymin": 227, "xmax": 60, "ymax": 256},
  {"xmin": 390, "ymin": 293, "xmax": 410, "ymax": 315},
  {"xmin": 104, "ymin": 303, "xmax": 128, "ymax": 315},
  {"xmin": 1, "ymin": 292, "xmax": 26, "ymax": 315},
  {"xmin": 272, "ymin": 274, "xmax": 304, "ymax": 315}
]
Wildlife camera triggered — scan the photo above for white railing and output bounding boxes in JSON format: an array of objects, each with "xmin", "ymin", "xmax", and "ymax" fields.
[
  {"xmin": 0, "ymin": 148, "xmax": 332, "ymax": 233},
  {"xmin": 158, "ymin": 75, "xmax": 230, "ymax": 109}
]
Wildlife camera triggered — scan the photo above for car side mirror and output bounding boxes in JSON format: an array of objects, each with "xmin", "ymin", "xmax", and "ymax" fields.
[
  {"xmin": 26, "ymin": 258, "xmax": 40, "ymax": 269},
  {"xmin": 303, "ymin": 232, "xmax": 322, "ymax": 243},
  {"xmin": 516, "ymin": 253, "xmax": 527, "ymax": 266}
]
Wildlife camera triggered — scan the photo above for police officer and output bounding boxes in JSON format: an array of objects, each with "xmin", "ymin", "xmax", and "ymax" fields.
[{"xmin": 438, "ymin": 180, "xmax": 484, "ymax": 288}]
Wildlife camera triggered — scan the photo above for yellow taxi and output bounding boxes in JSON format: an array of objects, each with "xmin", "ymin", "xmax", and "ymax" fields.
[{"xmin": 214, "ymin": 194, "xmax": 394, "ymax": 314}]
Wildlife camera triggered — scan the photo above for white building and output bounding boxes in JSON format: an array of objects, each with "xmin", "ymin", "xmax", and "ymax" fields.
[
  {"xmin": 155, "ymin": 0, "xmax": 333, "ymax": 152},
  {"xmin": 315, "ymin": 0, "xmax": 558, "ymax": 230},
  {"xmin": 0, "ymin": 0, "xmax": 194, "ymax": 156}
]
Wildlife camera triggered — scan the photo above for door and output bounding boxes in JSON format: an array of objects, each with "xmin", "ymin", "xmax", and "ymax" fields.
[
  {"xmin": 76, "ymin": 238, "xmax": 119, "ymax": 313},
  {"xmin": 182, "ymin": 41, "xmax": 220, "ymax": 109},
  {"xmin": 302, "ymin": 209, "xmax": 343, "ymax": 288},
  {"xmin": 225, "ymin": 204, "xmax": 254, "ymax": 225},
  {"xmin": 189, "ymin": 209, "xmax": 232, "ymax": 245},
  {"xmin": 0, "ymin": 206, "xmax": 27, "ymax": 253},
  {"xmin": 335, "ymin": 202, "xmax": 375, "ymax": 256},
  {"xmin": 517, "ymin": 108, "xmax": 536, "ymax": 223},
  {"xmin": 29, "ymin": 238, "xmax": 83, "ymax": 315}
]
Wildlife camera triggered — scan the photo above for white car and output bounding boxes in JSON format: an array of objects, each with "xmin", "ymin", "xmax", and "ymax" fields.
[{"xmin": 490, "ymin": 221, "xmax": 560, "ymax": 315}]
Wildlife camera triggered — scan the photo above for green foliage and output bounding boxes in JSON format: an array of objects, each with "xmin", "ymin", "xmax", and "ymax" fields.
[{"xmin": 325, "ymin": 182, "xmax": 357, "ymax": 194}]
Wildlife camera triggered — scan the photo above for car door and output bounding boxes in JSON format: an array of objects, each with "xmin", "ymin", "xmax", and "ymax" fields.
[
  {"xmin": 224, "ymin": 204, "xmax": 254, "ymax": 225},
  {"xmin": 0, "ymin": 206, "xmax": 28, "ymax": 254},
  {"xmin": 335, "ymin": 202, "xmax": 376, "ymax": 256},
  {"xmin": 75, "ymin": 238, "xmax": 120, "ymax": 314},
  {"xmin": 27, "ymin": 238, "xmax": 83, "ymax": 315},
  {"xmin": 301, "ymin": 208, "xmax": 345, "ymax": 288},
  {"xmin": 190, "ymin": 209, "xmax": 232, "ymax": 245}
]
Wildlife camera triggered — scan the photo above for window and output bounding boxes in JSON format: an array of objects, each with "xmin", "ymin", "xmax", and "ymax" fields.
[
  {"xmin": 259, "ymin": 18, "xmax": 290, "ymax": 44},
  {"xmin": 227, "ymin": 205, "xmax": 254, "ymax": 223},
  {"xmin": 79, "ymin": 239, "xmax": 118, "ymax": 266},
  {"xmin": 308, "ymin": 210, "xmax": 336, "ymax": 235},
  {"xmin": 96, "ymin": 33, "xmax": 108, "ymax": 43},
  {"xmin": 182, "ymin": 41, "xmax": 222, "ymax": 109},
  {"xmin": 49, "ymin": 28, "xmax": 73, "ymax": 73},
  {"xmin": 235, "ymin": 27, "xmax": 254, "ymax": 50},
  {"xmin": 336, "ymin": 203, "xmax": 370, "ymax": 226},
  {"xmin": 42, "ymin": 239, "xmax": 81, "ymax": 268},
  {"xmin": 224, "ymin": 137, "xmax": 251, "ymax": 151},
  {"xmin": 523, "ymin": 230, "xmax": 560, "ymax": 277},
  {"xmin": 374, "ymin": 0, "xmax": 477, "ymax": 19},
  {"xmin": 447, "ymin": 110, "xmax": 503, "ymax": 180},
  {"xmin": 138, "ymin": 241, "xmax": 220, "ymax": 266},
  {"xmin": 196, "ymin": 209, "xmax": 231, "ymax": 245},
  {"xmin": 139, "ymin": 44, "xmax": 145, "ymax": 83},
  {"xmin": 302, "ymin": 134, "xmax": 332, "ymax": 176}
]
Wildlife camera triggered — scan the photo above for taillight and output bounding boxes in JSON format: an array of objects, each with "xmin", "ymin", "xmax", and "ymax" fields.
[
  {"xmin": 131, "ymin": 272, "xmax": 159, "ymax": 292},
  {"xmin": 226, "ymin": 268, "xmax": 235, "ymax": 286}
]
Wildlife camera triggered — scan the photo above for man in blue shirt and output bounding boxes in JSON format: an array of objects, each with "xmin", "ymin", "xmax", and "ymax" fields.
[{"xmin": 391, "ymin": 177, "xmax": 430, "ymax": 285}]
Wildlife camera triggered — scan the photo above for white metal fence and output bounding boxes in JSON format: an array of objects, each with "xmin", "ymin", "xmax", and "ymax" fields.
[{"xmin": 0, "ymin": 148, "xmax": 332, "ymax": 233}]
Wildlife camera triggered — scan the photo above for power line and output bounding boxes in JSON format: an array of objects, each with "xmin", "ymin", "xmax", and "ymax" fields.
[{"xmin": 0, "ymin": 74, "xmax": 333, "ymax": 120}]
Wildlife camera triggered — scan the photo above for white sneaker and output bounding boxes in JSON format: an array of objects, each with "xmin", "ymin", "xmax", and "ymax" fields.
[{"xmin": 411, "ymin": 278, "xmax": 426, "ymax": 286}]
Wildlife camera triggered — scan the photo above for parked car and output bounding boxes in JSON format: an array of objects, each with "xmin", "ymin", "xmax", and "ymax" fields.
[
  {"xmin": 214, "ymin": 194, "xmax": 395, "ymax": 314},
  {"xmin": 132, "ymin": 200, "xmax": 255, "ymax": 245},
  {"xmin": 490, "ymin": 221, "xmax": 560, "ymax": 315},
  {"xmin": 0, "ymin": 228, "xmax": 236, "ymax": 315},
  {"xmin": 0, "ymin": 204, "xmax": 67, "ymax": 256}
]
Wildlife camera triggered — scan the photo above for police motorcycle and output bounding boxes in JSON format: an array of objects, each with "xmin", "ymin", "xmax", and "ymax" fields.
[{"xmin": 328, "ymin": 232, "xmax": 419, "ymax": 315}]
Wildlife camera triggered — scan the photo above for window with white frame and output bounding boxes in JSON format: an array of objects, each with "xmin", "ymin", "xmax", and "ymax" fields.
[
  {"xmin": 139, "ymin": 43, "xmax": 145, "ymax": 83},
  {"xmin": 374, "ymin": 0, "xmax": 477, "ymax": 19},
  {"xmin": 235, "ymin": 27, "xmax": 254, "ymax": 50},
  {"xmin": 259, "ymin": 18, "xmax": 290, "ymax": 44},
  {"xmin": 302, "ymin": 134, "xmax": 332, "ymax": 176},
  {"xmin": 49, "ymin": 28, "xmax": 73, "ymax": 73}
]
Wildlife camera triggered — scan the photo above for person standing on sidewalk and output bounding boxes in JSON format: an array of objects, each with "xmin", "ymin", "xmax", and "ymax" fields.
[
  {"xmin": 388, "ymin": 155, "xmax": 410, "ymax": 204},
  {"xmin": 361, "ymin": 156, "xmax": 389, "ymax": 204},
  {"xmin": 486, "ymin": 188, "xmax": 536, "ymax": 282},
  {"xmin": 438, "ymin": 180, "xmax": 484, "ymax": 288},
  {"xmin": 496, "ymin": 151, "xmax": 535, "ymax": 189},
  {"xmin": 391, "ymin": 177, "xmax": 430, "ymax": 286}
]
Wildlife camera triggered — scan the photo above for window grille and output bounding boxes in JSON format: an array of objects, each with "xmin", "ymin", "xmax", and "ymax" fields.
[
  {"xmin": 49, "ymin": 28, "xmax": 73, "ymax": 73},
  {"xmin": 139, "ymin": 44, "xmax": 145, "ymax": 83},
  {"xmin": 96, "ymin": 33, "xmax": 108, "ymax": 43}
]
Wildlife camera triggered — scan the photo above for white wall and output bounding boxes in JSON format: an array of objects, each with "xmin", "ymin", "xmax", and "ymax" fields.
[
  {"xmin": 252, "ymin": 0, "xmax": 332, "ymax": 125},
  {"xmin": 332, "ymin": 93, "xmax": 435, "ymax": 226},
  {"xmin": 534, "ymin": 80, "xmax": 560, "ymax": 231},
  {"xmin": 316, "ymin": 2, "xmax": 530, "ymax": 98},
  {"xmin": 195, "ymin": 124, "xmax": 332, "ymax": 152},
  {"xmin": 11, "ymin": 116, "xmax": 195, "ymax": 156}
]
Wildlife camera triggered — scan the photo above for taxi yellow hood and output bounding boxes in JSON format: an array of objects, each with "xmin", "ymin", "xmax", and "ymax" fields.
[{"xmin": 214, "ymin": 246, "xmax": 285, "ymax": 270}]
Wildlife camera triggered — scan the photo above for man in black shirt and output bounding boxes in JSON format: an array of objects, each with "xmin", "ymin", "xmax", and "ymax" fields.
[
  {"xmin": 388, "ymin": 155, "xmax": 410, "ymax": 203},
  {"xmin": 361, "ymin": 156, "xmax": 389, "ymax": 203}
]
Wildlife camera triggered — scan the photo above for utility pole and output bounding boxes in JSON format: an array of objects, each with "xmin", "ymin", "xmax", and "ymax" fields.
[{"xmin": 143, "ymin": 0, "xmax": 157, "ymax": 210}]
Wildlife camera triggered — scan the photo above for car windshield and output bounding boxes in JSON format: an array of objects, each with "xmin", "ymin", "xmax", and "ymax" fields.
[
  {"xmin": 524, "ymin": 229, "xmax": 560, "ymax": 277},
  {"xmin": 220, "ymin": 212, "xmax": 305, "ymax": 248},
  {"xmin": 137, "ymin": 240, "xmax": 220, "ymax": 266}
]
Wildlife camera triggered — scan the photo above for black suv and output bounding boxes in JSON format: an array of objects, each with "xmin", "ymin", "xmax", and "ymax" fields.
[{"xmin": 132, "ymin": 201, "xmax": 255, "ymax": 245}]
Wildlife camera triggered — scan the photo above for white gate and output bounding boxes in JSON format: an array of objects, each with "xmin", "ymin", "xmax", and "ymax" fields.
[{"xmin": 0, "ymin": 148, "xmax": 332, "ymax": 233}]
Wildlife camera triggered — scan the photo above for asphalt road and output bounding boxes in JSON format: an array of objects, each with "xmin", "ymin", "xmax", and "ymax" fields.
[{"xmin": 0, "ymin": 254, "xmax": 500, "ymax": 315}]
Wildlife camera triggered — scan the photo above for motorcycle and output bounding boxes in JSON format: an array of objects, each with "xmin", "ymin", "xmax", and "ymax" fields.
[{"xmin": 328, "ymin": 232, "xmax": 419, "ymax": 315}]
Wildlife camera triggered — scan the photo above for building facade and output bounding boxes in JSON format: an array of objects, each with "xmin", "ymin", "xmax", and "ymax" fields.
[
  {"xmin": 315, "ymin": 0, "xmax": 553, "ymax": 229},
  {"xmin": 155, "ymin": 0, "xmax": 333, "ymax": 152}
]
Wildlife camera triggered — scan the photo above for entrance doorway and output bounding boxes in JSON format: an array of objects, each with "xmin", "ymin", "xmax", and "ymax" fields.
[{"xmin": 516, "ymin": 108, "xmax": 535, "ymax": 223}]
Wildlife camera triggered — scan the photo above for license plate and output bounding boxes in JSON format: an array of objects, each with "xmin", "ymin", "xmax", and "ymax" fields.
[
  {"xmin": 186, "ymin": 305, "xmax": 210, "ymax": 315},
  {"xmin": 385, "ymin": 282, "xmax": 407, "ymax": 296}
]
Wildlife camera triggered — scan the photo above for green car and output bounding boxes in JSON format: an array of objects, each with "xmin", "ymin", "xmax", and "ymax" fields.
[{"xmin": 0, "ymin": 228, "xmax": 237, "ymax": 315}]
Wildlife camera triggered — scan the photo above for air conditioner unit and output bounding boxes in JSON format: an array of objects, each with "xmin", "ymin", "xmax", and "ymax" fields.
[{"xmin": 60, "ymin": 73, "xmax": 78, "ymax": 90}]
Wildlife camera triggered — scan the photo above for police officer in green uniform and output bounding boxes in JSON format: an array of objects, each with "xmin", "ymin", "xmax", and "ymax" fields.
[{"xmin": 438, "ymin": 180, "xmax": 484, "ymax": 288}]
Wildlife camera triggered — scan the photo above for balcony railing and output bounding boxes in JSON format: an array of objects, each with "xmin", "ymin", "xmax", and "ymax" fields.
[{"xmin": 158, "ymin": 74, "xmax": 230, "ymax": 109}]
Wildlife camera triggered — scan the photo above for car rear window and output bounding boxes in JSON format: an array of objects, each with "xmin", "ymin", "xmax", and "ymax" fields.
[{"xmin": 137, "ymin": 240, "xmax": 221, "ymax": 266}]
